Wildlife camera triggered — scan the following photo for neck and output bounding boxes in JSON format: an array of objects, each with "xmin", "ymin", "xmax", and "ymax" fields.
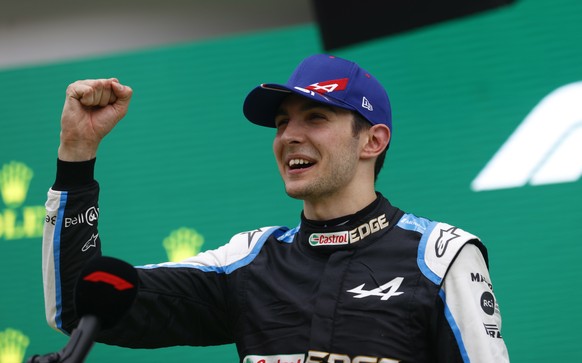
[{"xmin": 302, "ymin": 188, "xmax": 378, "ymax": 221}]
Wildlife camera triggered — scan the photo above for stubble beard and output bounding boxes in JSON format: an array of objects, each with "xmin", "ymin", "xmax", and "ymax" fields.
[{"xmin": 283, "ymin": 140, "xmax": 361, "ymax": 202}]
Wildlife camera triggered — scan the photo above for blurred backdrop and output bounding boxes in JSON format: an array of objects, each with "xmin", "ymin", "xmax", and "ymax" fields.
[{"xmin": 1, "ymin": 0, "xmax": 581, "ymax": 361}]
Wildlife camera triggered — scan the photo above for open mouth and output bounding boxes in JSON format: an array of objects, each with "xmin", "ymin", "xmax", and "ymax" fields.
[{"xmin": 288, "ymin": 158, "xmax": 315, "ymax": 170}]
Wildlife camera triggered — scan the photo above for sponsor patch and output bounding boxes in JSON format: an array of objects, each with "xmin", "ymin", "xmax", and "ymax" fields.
[
  {"xmin": 470, "ymin": 272, "xmax": 493, "ymax": 291},
  {"xmin": 306, "ymin": 350, "xmax": 399, "ymax": 363},
  {"xmin": 309, "ymin": 214, "xmax": 390, "ymax": 247},
  {"xmin": 65, "ymin": 206, "xmax": 99, "ymax": 228},
  {"xmin": 480, "ymin": 291, "xmax": 495, "ymax": 315},
  {"xmin": 309, "ymin": 231, "xmax": 350, "ymax": 246},
  {"xmin": 484, "ymin": 323, "xmax": 503, "ymax": 339}
]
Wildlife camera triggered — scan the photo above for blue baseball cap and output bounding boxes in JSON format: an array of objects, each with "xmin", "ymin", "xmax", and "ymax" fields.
[{"xmin": 243, "ymin": 54, "xmax": 391, "ymax": 131}]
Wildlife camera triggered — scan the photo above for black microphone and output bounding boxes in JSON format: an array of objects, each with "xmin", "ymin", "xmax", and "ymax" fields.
[
  {"xmin": 74, "ymin": 256, "xmax": 138, "ymax": 330},
  {"xmin": 28, "ymin": 256, "xmax": 138, "ymax": 363}
]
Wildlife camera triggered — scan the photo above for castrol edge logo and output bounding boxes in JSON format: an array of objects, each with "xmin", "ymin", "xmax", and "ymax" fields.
[
  {"xmin": 309, "ymin": 214, "xmax": 389, "ymax": 247},
  {"xmin": 309, "ymin": 231, "xmax": 350, "ymax": 246}
]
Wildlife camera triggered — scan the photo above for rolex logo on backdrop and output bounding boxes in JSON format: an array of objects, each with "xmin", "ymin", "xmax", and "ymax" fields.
[
  {"xmin": 0, "ymin": 161, "xmax": 33, "ymax": 208},
  {"xmin": 0, "ymin": 328, "xmax": 30, "ymax": 363},
  {"xmin": 162, "ymin": 227, "xmax": 205, "ymax": 262},
  {"xmin": 0, "ymin": 161, "xmax": 44, "ymax": 240}
]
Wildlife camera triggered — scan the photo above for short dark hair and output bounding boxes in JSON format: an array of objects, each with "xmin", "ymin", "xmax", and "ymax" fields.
[{"xmin": 352, "ymin": 112, "xmax": 389, "ymax": 182}]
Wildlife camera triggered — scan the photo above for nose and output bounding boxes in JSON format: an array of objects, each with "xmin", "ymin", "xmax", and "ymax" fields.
[{"xmin": 278, "ymin": 118, "xmax": 306, "ymax": 144}]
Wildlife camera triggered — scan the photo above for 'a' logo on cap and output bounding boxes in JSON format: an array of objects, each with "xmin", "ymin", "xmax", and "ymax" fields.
[{"xmin": 307, "ymin": 78, "xmax": 349, "ymax": 94}]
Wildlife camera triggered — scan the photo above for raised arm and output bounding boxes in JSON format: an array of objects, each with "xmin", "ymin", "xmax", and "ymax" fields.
[
  {"xmin": 42, "ymin": 79, "xmax": 235, "ymax": 348},
  {"xmin": 43, "ymin": 78, "xmax": 132, "ymax": 334}
]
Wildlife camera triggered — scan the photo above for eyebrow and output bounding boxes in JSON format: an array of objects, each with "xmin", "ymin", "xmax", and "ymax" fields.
[{"xmin": 275, "ymin": 100, "xmax": 339, "ymax": 117}]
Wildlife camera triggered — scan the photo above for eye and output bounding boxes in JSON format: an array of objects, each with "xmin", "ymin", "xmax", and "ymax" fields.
[
  {"xmin": 307, "ymin": 112, "xmax": 327, "ymax": 122},
  {"xmin": 274, "ymin": 117, "xmax": 289, "ymax": 129}
]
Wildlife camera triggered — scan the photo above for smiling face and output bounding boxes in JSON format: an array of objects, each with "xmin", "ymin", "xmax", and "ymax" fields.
[{"xmin": 273, "ymin": 94, "xmax": 366, "ymax": 207}]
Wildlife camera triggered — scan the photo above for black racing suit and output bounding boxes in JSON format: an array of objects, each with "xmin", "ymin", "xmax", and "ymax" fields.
[{"xmin": 42, "ymin": 159, "xmax": 509, "ymax": 363}]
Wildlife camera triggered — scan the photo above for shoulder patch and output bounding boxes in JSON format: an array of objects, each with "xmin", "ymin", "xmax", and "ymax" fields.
[{"xmin": 417, "ymin": 222, "xmax": 479, "ymax": 285}]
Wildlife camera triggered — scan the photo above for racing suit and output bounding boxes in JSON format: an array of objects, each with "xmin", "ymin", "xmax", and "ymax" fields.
[{"xmin": 42, "ymin": 159, "xmax": 510, "ymax": 363}]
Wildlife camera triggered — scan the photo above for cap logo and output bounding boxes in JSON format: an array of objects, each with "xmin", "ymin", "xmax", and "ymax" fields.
[
  {"xmin": 362, "ymin": 97, "xmax": 373, "ymax": 111},
  {"xmin": 293, "ymin": 86, "xmax": 316, "ymax": 96},
  {"xmin": 306, "ymin": 78, "xmax": 348, "ymax": 94}
]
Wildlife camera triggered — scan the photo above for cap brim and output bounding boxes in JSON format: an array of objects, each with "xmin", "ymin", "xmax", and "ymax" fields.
[
  {"xmin": 243, "ymin": 83, "xmax": 356, "ymax": 128},
  {"xmin": 243, "ymin": 84, "xmax": 291, "ymax": 127}
]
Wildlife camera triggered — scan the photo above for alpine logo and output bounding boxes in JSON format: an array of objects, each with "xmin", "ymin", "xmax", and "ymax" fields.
[
  {"xmin": 306, "ymin": 78, "xmax": 348, "ymax": 94},
  {"xmin": 472, "ymin": 81, "xmax": 582, "ymax": 191},
  {"xmin": 362, "ymin": 96, "xmax": 373, "ymax": 111},
  {"xmin": 347, "ymin": 277, "xmax": 404, "ymax": 301},
  {"xmin": 435, "ymin": 226, "xmax": 460, "ymax": 257}
]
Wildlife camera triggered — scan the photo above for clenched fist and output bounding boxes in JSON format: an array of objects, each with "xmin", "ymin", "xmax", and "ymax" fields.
[{"xmin": 58, "ymin": 78, "xmax": 133, "ymax": 161}]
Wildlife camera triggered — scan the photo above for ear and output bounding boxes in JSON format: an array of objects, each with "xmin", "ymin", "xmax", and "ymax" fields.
[{"xmin": 360, "ymin": 124, "xmax": 391, "ymax": 159}]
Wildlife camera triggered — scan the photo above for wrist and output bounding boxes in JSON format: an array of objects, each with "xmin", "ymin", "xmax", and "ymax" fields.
[
  {"xmin": 58, "ymin": 143, "xmax": 98, "ymax": 162},
  {"xmin": 53, "ymin": 158, "xmax": 97, "ymax": 190}
]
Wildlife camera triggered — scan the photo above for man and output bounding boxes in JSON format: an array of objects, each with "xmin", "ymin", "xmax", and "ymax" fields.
[{"xmin": 42, "ymin": 54, "xmax": 510, "ymax": 362}]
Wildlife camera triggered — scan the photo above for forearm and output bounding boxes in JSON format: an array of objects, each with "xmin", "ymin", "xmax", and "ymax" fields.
[{"xmin": 43, "ymin": 158, "xmax": 102, "ymax": 334}]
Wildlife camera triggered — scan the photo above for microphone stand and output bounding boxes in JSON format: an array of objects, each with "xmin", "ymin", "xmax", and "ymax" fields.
[{"xmin": 27, "ymin": 315, "xmax": 101, "ymax": 363}]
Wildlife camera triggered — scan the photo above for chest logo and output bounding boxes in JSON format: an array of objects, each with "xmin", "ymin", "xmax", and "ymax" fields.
[{"xmin": 347, "ymin": 277, "xmax": 404, "ymax": 301}]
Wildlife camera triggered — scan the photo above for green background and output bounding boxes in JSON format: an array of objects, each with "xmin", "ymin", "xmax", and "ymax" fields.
[{"xmin": 1, "ymin": 0, "xmax": 581, "ymax": 361}]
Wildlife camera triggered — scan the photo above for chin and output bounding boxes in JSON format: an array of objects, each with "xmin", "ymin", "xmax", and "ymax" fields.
[
  {"xmin": 284, "ymin": 183, "xmax": 310, "ymax": 200},
  {"xmin": 284, "ymin": 188, "xmax": 305, "ymax": 200}
]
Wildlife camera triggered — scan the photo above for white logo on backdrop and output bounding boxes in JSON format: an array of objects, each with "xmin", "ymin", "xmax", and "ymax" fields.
[{"xmin": 472, "ymin": 82, "xmax": 582, "ymax": 191}]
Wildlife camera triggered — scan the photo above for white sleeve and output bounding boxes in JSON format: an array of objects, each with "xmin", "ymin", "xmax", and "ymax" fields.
[
  {"xmin": 441, "ymin": 244, "xmax": 510, "ymax": 362},
  {"xmin": 137, "ymin": 226, "xmax": 282, "ymax": 274}
]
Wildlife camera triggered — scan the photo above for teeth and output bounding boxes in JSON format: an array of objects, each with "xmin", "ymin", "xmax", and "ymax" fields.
[{"xmin": 289, "ymin": 159, "xmax": 311, "ymax": 167}]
